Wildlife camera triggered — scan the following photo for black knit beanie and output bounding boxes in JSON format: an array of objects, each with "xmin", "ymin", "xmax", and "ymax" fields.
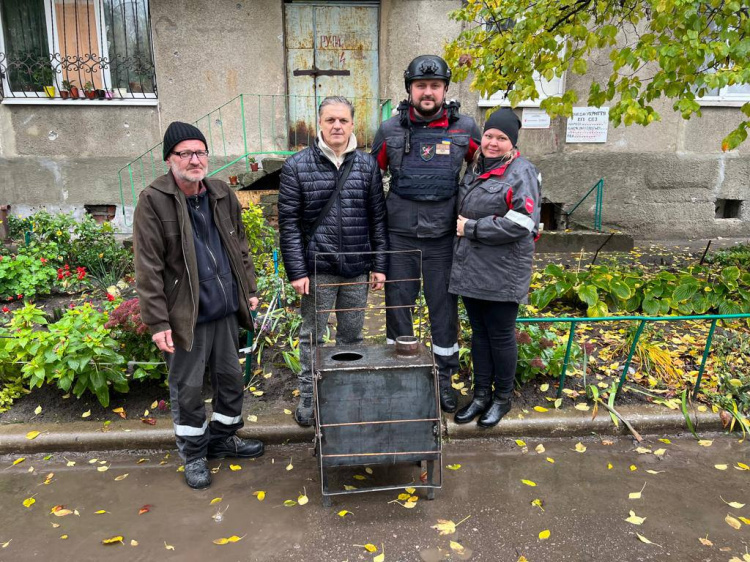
[
  {"xmin": 162, "ymin": 121, "xmax": 207, "ymax": 160},
  {"xmin": 483, "ymin": 108, "xmax": 522, "ymax": 147}
]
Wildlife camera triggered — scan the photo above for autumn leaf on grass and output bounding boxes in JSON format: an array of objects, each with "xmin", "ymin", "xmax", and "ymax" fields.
[
  {"xmin": 720, "ymin": 497, "xmax": 746, "ymax": 509},
  {"xmin": 102, "ymin": 536, "xmax": 124, "ymax": 545},
  {"xmin": 636, "ymin": 533, "xmax": 662, "ymax": 547},
  {"xmin": 26, "ymin": 431, "xmax": 40, "ymax": 440},
  {"xmin": 629, "ymin": 482, "xmax": 646, "ymax": 500},
  {"xmin": 538, "ymin": 529, "xmax": 551, "ymax": 540},
  {"xmin": 625, "ymin": 510, "xmax": 646, "ymax": 525},
  {"xmin": 725, "ymin": 514, "xmax": 742, "ymax": 530},
  {"xmin": 521, "ymin": 479, "xmax": 537, "ymax": 487},
  {"xmin": 253, "ymin": 491, "xmax": 265, "ymax": 501},
  {"xmin": 574, "ymin": 443, "xmax": 587, "ymax": 453},
  {"xmin": 213, "ymin": 535, "xmax": 245, "ymax": 545}
]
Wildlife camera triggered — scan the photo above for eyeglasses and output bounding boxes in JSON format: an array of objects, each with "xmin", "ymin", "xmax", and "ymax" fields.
[{"xmin": 171, "ymin": 150, "xmax": 209, "ymax": 160}]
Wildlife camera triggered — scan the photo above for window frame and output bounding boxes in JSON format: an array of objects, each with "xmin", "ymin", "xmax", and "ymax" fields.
[{"xmin": 0, "ymin": 0, "xmax": 157, "ymax": 105}]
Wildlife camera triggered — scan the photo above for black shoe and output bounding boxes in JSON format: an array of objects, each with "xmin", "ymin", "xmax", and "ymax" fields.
[
  {"xmin": 184, "ymin": 458, "xmax": 211, "ymax": 490},
  {"xmin": 454, "ymin": 389, "xmax": 491, "ymax": 424},
  {"xmin": 477, "ymin": 396, "xmax": 512, "ymax": 428},
  {"xmin": 440, "ymin": 386, "xmax": 458, "ymax": 414},
  {"xmin": 294, "ymin": 394, "xmax": 314, "ymax": 427},
  {"xmin": 207, "ymin": 435, "xmax": 264, "ymax": 460}
]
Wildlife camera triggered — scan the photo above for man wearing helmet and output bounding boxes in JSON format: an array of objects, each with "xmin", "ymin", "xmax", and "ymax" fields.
[{"xmin": 372, "ymin": 55, "xmax": 481, "ymax": 413}]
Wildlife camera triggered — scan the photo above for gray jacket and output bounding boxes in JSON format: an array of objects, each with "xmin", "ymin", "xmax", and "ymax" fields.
[{"xmin": 449, "ymin": 155, "xmax": 541, "ymax": 302}]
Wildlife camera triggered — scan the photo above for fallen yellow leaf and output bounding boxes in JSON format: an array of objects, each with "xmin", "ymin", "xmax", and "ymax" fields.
[
  {"xmin": 283, "ymin": 409, "xmax": 292, "ymax": 415},
  {"xmin": 625, "ymin": 510, "xmax": 646, "ymax": 525},
  {"xmin": 715, "ymin": 464, "xmax": 728, "ymax": 470},
  {"xmin": 97, "ymin": 465, "xmax": 109, "ymax": 472},
  {"xmin": 698, "ymin": 440, "xmax": 713, "ymax": 447},
  {"xmin": 210, "ymin": 497, "xmax": 222, "ymax": 505},
  {"xmin": 102, "ymin": 536, "xmax": 124, "ymax": 545},
  {"xmin": 574, "ymin": 442, "xmax": 587, "ymax": 453},
  {"xmin": 114, "ymin": 473, "xmax": 128, "ymax": 481},
  {"xmin": 721, "ymin": 497, "xmax": 745, "ymax": 509},
  {"xmin": 130, "ymin": 540, "xmax": 139, "ymax": 546},
  {"xmin": 229, "ymin": 464, "xmax": 241, "ymax": 471},
  {"xmin": 726, "ymin": 514, "xmax": 742, "ymax": 530},
  {"xmin": 338, "ymin": 510, "xmax": 352, "ymax": 517},
  {"xmin": 521, "ymin": 479, "xmax": 537, "ymax": 487},
  {"xmin": 34, "ymin": 405, "xmax": 42, "ymax": 415},
  {"xmin": 538, "ymin": 529, "xmax": 550, "ymax": 540},
  {"xmin": 540, "ymin": 383, "xmax": 549, "ymax": 392},
  {"xmin": 736, "ymin": 462, "xmax": 750, "ymax": 471},
  {"xmin": 283, "ymin": 500, "xmax": 297, "ymax": 507},
  {"xmin": 546, "ymin": 457, "xmax": 555, "ymax": 464},
  {"xmin": 22, "ymin": 497, "xmax": 35, "ymax": 508},
  {"xmin": 247, "ymin": 415, "xmax": 258, "ymax": 423},
  {"xmin": 26, "ymin": 431, "xmax": 40, "ymax": 440},
  {"xmin": 298, "ymin": 494, "xmax": 309, "ymax": 506},
  {"xmin": 446, "ymin": 464, "xmax": 462, "ymax": 470},
  {"xmin": 449, "ymin": 540, "xmax": 465, "ymax": 553},
  {"xmin": 607, "ymin": 463, "xmax": 613, "ymax": 469},
  {"xmin": 432, "ymin": 519, "xmax": 457, "ymax": 535},
  {"xmin": 164, "ymin": 542, "xmax": 175, "ymax": 550},
  {"xmin": 60, "ymin": 535, "xmax": 68, "ymax": 540},
  {"xmin": 81, "ymin": 410, "xmax": 91, "ymax": 418},
  {"xmin": 698, "ymin": 536, "xmax": 712, "ymax": 546},
  {"xmin": 253, "ymin": 491, "xmax": 265, "ymax": 501},
  {"xmin": 12, "ymin": 458, "xmax": 25, "ymax": 466},
  {"xmin": 574, "ymin": 403, "xmax": 590, "ymax": 411},
  {"xmin": 515, "ymin": 439, "xmax": 527, "ymax": 447},
  {"xmin": 535, "ymin": 444, "xmax": 545, "ymax": 454},
  {"xmin": 630, "ymin": 465, "xmax": 638, "ymax": 471},
  {"xmin": 636, "ymin": 533, "xmax": 660, "ymax": 546}
]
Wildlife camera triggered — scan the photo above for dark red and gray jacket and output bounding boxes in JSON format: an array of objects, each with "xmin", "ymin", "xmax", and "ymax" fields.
[
  {"xmin": 371, "ymin": 101, "xmax": 480, "ymax": 238},
  {"xmin": 449, "ymin": 154, "xmax": 542, "ymax": 303}
]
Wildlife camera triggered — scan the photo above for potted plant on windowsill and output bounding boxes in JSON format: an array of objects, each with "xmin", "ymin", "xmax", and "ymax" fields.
[
  {"xmin": 32, "ymin": 64, "xmax": 56, "ymax": 98},
  {"xmin": 248, "ymin": 157, "xmax": 259, "ymax": 172},
  {"xmin": 83, "ymin": 81, "xmax": 96, "ymax": 100},
  {"xmin": 62, "ymin": 80, "xmax": 79, "ymax": 99}
]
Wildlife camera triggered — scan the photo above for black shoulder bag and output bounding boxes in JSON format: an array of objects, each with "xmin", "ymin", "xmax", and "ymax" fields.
[{"xmin": 303, "ymin": 156, "xmax": 355, "ymax": 245}]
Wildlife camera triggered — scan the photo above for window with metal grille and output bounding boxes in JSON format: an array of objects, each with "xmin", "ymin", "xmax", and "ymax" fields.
[{"xmin": 0, "ymin": 0, "xmax": 156, "ymax": 100}]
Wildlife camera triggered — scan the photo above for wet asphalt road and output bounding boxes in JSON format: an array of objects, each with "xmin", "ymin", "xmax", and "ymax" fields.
[{"xmin": 1, "ymin": 434, "xmax": 749, "ymax": 562}]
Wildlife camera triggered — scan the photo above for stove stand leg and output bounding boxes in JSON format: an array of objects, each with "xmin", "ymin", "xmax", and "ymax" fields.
[
  {"xmin": 321, "ymin": 469, "xmax": 332, "ymax": 507},
  {"xmin": 426, "ymin": 460, "xmax": 436, "ymax": 500}
]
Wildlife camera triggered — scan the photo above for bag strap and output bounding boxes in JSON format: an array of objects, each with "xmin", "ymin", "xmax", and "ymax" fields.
[{"xmin": 304, "ymin": 155, "xmax": 355, "ymax": 242}]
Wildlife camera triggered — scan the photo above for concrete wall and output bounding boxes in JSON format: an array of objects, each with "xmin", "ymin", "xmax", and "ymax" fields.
[{"xmin": 0, "ymin": 0, "xmax": 748, "ymax": 239}]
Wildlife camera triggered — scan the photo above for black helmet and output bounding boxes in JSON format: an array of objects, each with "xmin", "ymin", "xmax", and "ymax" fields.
[{"xmin": 404, "ymin": 55, "xmax": 452, "ymax": 92}]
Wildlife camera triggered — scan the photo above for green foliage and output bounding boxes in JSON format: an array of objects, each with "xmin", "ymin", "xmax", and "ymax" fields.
[
  {"xmin": 530, "ymin": 263, "xmax": 750, "ymax": 317},
  {"xmin": 0, "ymin": 248, "xmax": 58, "ymax": 300},
  {"xmin": 515, "ymin": 322, "xmax": 582, "ymax": 384},
  {"xmin": 1, "ymin": 303, "xmax": 128, "ymax": 407},
  {"xmin": 705, "ymin": 243, "xmax": 750, "ymax": 268},
  {"xmin": 446, "ymin": 0, "xmax": 750, "ymax": 150},
  {"xmin": 704, "ymin": 331, "xmax": 750, "ymax": 417},
  {"xmin": 0, "ymin": 378, "xmax": 27, "ymax": 413}
]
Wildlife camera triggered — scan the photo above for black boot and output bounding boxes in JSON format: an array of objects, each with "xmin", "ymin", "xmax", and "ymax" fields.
[
  {"xmin": 454, "ymin": 389, "xmax": 491, "ymax": 424},
  {"xmin": 477, "ymin": 394, "xmax": 512, "ymax": 428},
  {"xmin": 208, "ymin": 435, "xmax": 264, "ymax": 459},
  {"xmin": 440, "ymin": 385, "xmax": 458, "ymax": 413},
  {"xmin": 184, "ymin": 457, "xmax": 211, "ymax": 490}
]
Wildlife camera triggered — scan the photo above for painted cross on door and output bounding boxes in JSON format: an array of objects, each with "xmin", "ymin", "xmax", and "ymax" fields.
[{"xmin": 285, "ymin": 2, "xmax": 380, "ymax": 149}]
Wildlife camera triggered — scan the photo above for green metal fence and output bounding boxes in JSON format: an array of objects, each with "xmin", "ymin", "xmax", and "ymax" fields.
[
  {"xmin": 517, "ymin": 312, "xmax": 750, "ymax": 401},
  {"xmin": 117, "ymin": 94, "xmax": 393, "ymax": 226},
  {"xmin": 566, "ymin": 178, "xmax": 604, "ymax": 231}
]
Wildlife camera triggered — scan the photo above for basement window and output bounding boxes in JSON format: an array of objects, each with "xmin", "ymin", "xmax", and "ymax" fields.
[
  {"xmin": 540, "ymin": 200, "xmax": 565, "ymax": 231},
  {"xmin": 715, "ymin": 199, "xmax": 742, "ymax": 219}
]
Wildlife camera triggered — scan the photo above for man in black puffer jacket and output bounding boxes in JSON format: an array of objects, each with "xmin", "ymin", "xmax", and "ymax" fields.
[{"xmin": 278, "ymin": 96, "xmax": 388, "ymax": 426}]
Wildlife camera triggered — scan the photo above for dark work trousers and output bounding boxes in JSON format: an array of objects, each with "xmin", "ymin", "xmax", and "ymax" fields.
[
  {"xmin": 462, "ymin": 297, "xmax": 519, "ymax": 397},
  {"xmin": 165, "ymin": 313, "xmax": 244, "ymax": 462},
  {"xmin": 298, "ymin": 273, "xmax": 368, "ymax": 395},
  {"xmin": 385, "ymin": 233, "xmax": 459, "ymax": 387}
]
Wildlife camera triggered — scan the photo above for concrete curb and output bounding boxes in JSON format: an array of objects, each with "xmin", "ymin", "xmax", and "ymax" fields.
[{"xmin": 0, "ymin": 405, "xmax": 723, "ymax": 455}]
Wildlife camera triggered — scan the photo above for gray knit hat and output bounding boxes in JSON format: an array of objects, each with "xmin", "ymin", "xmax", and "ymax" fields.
[{"xmin": 163, "ymin": 121, "xmax": 207, "ymax": 160}]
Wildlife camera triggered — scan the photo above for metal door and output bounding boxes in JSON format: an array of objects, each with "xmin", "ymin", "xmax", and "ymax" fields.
[{"xmin": 285, "ymin": 1, "xmax": 379, "ymax": 148}]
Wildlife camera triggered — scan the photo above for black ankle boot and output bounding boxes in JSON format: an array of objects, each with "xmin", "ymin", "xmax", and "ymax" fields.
[
  {"xmin": 454, "ymin": 389, "xmax": 491, "ymax": 424},
  {"xmin": 477, "ymin": 395, "xmax": 512, "ymax": 428},
  {"xmin": 440, "ymin": 386, "xmax": 458, "ymax": 413}
]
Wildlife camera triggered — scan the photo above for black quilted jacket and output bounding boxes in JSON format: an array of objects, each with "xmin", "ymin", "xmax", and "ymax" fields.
[{"xmin": 278, "ymin": 143, "xmax": 388, "ymax": 281}]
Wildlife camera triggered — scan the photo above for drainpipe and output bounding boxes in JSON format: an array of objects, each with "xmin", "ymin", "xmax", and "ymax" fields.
[{"xmin": 0, "ymin": 205, "xmax": 10, "ymax": 241}]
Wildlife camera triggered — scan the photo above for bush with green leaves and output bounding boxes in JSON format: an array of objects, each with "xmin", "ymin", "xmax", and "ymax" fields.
[
  {"xmin": 703, "ymin": 331, "xmax": 750, "ymax": 418},
  {"xmin": 530, "ymin": 263, "xmax": 750, "ymax": 317},
  {"xmin": 1, "ymin": 302, "xmax": 128, "ymax": 407},
  {"xmin": 705, "ymin": 244, "xmax": 750, "ymax": 269},
  {"xmin": 515, "ymin": 322, "xmax": 582, "ymax": 385}
]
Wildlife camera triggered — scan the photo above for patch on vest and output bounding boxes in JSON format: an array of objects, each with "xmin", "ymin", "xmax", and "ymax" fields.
[
  {"xmin": 525, "ymin": 197, "xmax": 535, "ymax": 213},
  {"xmin": 420, "ymin": 144, "xmax": 436, "ymax": 161}
]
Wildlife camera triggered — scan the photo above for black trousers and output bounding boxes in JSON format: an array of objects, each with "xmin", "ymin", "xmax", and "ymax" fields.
[
  {"xmin": 165, "ymin": 313, "xmax": 244, "ymax": 462},
  {"xmin": 385, "ymin": 233, "xmax": 459, "ymax": 385},
  {"xmin": 462, "ymin": 297, "xmax": 519, "ymax": 397}
]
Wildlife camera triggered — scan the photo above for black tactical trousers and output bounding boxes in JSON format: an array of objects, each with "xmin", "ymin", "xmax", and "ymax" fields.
[
  {"xmin": 165, "ymin": 313, "xmax": 244, "ymax": 462},
  {"xmin": 385, "ymin": 233, "xmax": 459, "ymax": 386}
]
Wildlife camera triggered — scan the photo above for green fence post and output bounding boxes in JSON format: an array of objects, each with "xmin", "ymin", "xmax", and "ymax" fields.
[
  {"xmin": 693, "ymin": 317, "xmax": 718, "ymax": 398},
  {"xmin": 595, "ymin": 179, "xmax": 603, "ymax": 231},
  {"xmin": 240, "ymin": 94, "xmax": 249, "ymax": 172},
  {"xmin": 616, "ymin": 319, "xmax": 647, "ymax": 396},
  {"xmin": 556, "ymin": 321, "xmax": 578, "ymax": 398}
]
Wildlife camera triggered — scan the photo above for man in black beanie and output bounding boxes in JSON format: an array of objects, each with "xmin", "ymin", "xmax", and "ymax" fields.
[{"xmin": 134, "ymin": 121, "xmax": 264, "ymax": 490}]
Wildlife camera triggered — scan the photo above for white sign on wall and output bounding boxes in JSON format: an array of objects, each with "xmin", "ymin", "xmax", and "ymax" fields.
[
  {"xmin": 522, "ymin": 108, "xmax": 551, "ymax": 129},
  {"xmin": 565, "ymin": 107, "xmax": 610, "ymax": 143}
]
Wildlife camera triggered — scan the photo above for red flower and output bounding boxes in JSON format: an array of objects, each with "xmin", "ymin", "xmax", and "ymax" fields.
[
  {"xmin": 531, "ymin": 357, "xmax": 545, "ymax": 369},
  {"xmin": 17, "ymin": 294, "xmax": 23, "ymax": 300},
  {"xmin": 76, "ymin": 266, "xmax": 87, "ymax": 280},
  {"xmin": 64, "ymin": 264, "xmax": 70, "ymax": 270},
  {"xmin": 2, "ymin": 307, "xmax": 9, "ymax": 313},
  {"xmin": 107, "ymin": 293, "xmax": 115, "ymax": 302},
  {"xmin": 40, "ymin": 257, "xmax": 47, "ymax": 264}
]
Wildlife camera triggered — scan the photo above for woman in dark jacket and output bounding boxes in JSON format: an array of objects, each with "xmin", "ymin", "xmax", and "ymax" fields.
[{"xmin": 449, "ymin": 108, "xmax": 541, "ymax": 428}]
